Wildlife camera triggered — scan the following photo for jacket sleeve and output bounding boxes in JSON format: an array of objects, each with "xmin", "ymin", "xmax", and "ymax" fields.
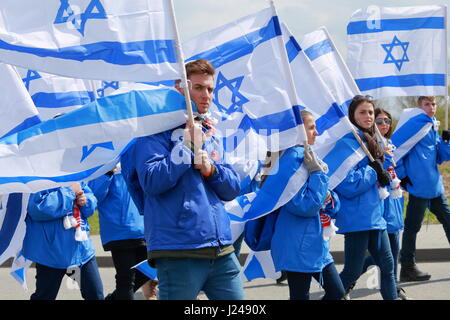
[
  {"xmin": 283, "ymin": 171, "xmax": 329, "ymax": 218},
  {"xmin": 323, "ymin": 190, "xmax": 340, "ymax": 219},
  {"xmin": 204, "ymin": 163, "xmax": 241, "ymax": 201},
  {"xmin": 78, "ymin": 183, "xmax": 97, "ymax": 219},
  {"xmin": 437, "ymin": 136, "xmax": 450, "ymax": 164},
  {"xmin": 27, "ymin": 187, "xmax": 77, "ymax": 222},
  {"xmin": 335, "ymin": 162, "xmax": 378, "ymax": 199},
  {"xmin": 88, "ymin": 174, "xmax": 113, "ymax": 204},
  {"xmin": 135, "ymin": 133, "xmax": 193, "ymax": 196}
]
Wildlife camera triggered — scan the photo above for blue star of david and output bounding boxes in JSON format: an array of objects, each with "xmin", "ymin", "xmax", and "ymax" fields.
[
  {"xmin": 381, "ymin": 35, "xmax": 410, "ymax": 71},
  {"xmin": 22, "ymin": 70, "xmax": 41, "ymax": 91},
  {"xmin": 80, "ymin": 142, "xmax": 114, "ymax": 162},
  {"xmin": 212, "ymin": 72, "xmax": 249, "ymax": 120},
  {"xmin": 54, "ymin": 0, "xmax": 107, "ymax": 36},
  {"xmin": 97, "ymin": 81, "xmax": 120, "ymax": 97}
]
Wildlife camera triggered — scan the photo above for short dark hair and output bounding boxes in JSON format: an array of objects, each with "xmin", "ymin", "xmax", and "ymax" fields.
[
  {"xmin": 374, "ymin": 108, "xmax": 393, "ymax": 138},
  {"xmin": 175, "ymin": 59, "xmax": 215, "ymax": 86}
]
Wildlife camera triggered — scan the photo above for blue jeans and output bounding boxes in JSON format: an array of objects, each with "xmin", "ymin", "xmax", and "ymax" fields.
[
  {"xmin": 362, "ymin": 232, "xmax": 400, "ymax": 284},
  {"xmin": 31, "ymin": 257, "xmax": 104, "ymax": 300},
  {"xmin": 340, "ymin": 230, "xmax": 397, "ymax": 300},
  {"xmin": 154, "ymin": 253, "xmax": 244, "ymax": 300},
  {"xmin": 400, "ymin": 194, "xmax": 450, "ymax": 264},
  {"xmin": 286, "ymin": 262, "xmax": 345, "ymax": 300}
]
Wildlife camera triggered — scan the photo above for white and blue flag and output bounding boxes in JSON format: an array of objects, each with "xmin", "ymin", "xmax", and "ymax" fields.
[
  {"xmin": 230, "ymin": 25, "xmax": 366, "ymax": 281},
  {"xmin": 131, "ymin": 260, "xmax": 157, "ymax": 281},
  {"xmin": 391, "ymin": 108, "xmax": 434, "ymax": 162},
  {"xmin": 10, "ymin": 251, "xmax": 32, "ymax": 291},
  {"xmin": 0, "ymin": 0, "xmax": 181, "ymax": 82},
  {"xmin": 299, "ymin": 27, "xmax": 360, "ymax": 109},
  {"xmin": 17, "ymin": 68, "xmax": 99, "ymax": 121},
  {"xmin": 347, "ymin": 5, "xmax": 447, "ymax": 98},
  {"xmin": 0, "ymin": 194, "xmax": 29, "ymax": 266},
  {"xmin": 0, "ymin": 63, "xmax": 41, "ymax": 139},
  {"xmin": 0, "ymin": 84, "xmax": 189, "ymax": 194},
  {"xmin": 182, "ymin": 7, "xmax": 306, "ymax": 174}
]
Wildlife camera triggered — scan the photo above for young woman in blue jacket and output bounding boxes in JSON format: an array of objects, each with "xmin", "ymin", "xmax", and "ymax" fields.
[
  {"xmin": 335, "ymin": 96, "xmax": 398, "ymax": 300},
  {"xmin": 270, "ymin": 110, "xmax": 345, "ymax": 300},
  {"xmin": 344, "ymin": 108, "xmax": 409, "ymax": 300},
  {"xmin": 22, "ymin": 183, "xmax": 104, "ymax": 300}
]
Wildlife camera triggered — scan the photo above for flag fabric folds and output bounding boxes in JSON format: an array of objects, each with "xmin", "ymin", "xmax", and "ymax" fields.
[
  {"xmin": 347, "ymin": 5, "xmax": 447, "ymax": 98},
  {"xmin": 0, "ymin": 194, "xmax": 29, "ymax": 266},
  {"xmin": 0, "ymin": 63, "xmax": 40, "ymax": 139},
  {"xmin": 182, "ymin": 7, "xmax": 306, "ymax": 172},
  {"xmin": 391, "ymin": 108, "xmax": 434, "ymax": 163},
  {"xmin": 131, "ymin": 260, "xmax": 157, "ymax": 281},
  {"xmin": 0, "ymin": 0, "xmax": 181, "ymax": 82},
  {"xmin": 17, "ymin": 67, "xmax": 98, "ymax": 121},
  {"xmin": 0, "ymin": 84, "xmax": 187, "ymax": 160}
]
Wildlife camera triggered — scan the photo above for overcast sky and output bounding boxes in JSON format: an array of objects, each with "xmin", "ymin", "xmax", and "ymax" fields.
[{"xmin": 173, "ymin": 0, "xmax": 449, "ymax": 64}]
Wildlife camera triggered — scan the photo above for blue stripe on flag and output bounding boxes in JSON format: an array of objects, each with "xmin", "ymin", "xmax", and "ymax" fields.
[
  {"xmin": 32, "ymin": 91, "xmax": 95, "ymax": 108},
  {"xmin": 315, "ymin": 103, "xmax": 346, "ymax": 135},
  {"xmin": 0, "ymin": 194, "xmax": 23, "ymax": 256},
  {"xmin": 347, "ymin": 17, "xmax": 445, "ymax": 35},
  {"xmin": 0, "ymin": 115, "xmax": 41, "ymax": 139},
  {"xmin": 244, "ymin": 255, "xmax": 265, "ymax": 281},
  {"xmin": 0, "ymin": 164, "xmax": 105, "ymax": 185},
  {"xmin": 304, "ymin": 39, "xmax": 334, "ymax": 61},
  {"xmin": 286, "ymin": 36, "xmax": 302, "ymax": 62},
  {"xmin": 0, "ymin": 88, "xmax": 185, "ymax": 146},
  {"xmin": 0, "ymin": 40, "xmax": 177, "ymax": 66},
  {"xmin": 323, "ymin": 132, "xmax": 362, "ymax": 177},
  {"xmin": 356, "ymin": 74, "xmax": 446, "ymax": 91},
  {"xmin": 187, "ymin": 16, "xmax": 281, "ymax": 69},
  {"xmin": 391, "ymin": 113, "xmax": 431, "ymax": 148}
]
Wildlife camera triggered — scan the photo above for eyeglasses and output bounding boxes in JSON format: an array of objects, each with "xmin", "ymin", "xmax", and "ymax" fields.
[
  {"xmin": 352, "ymin": 94, "xmax": 373, "ymax": 101},
  {"xmin": 375, "ymin": 118, "xmax": 392, "ymax": 125}
]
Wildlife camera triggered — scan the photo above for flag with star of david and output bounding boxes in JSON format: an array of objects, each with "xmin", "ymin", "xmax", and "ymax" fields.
[
  {"xmin": 182, "ymin": 7, "xmax": 306, "ymax": 181},
  {"xmin": 347, "ymin": 5, "xmax": 447, "ymax": 98},
  {"xmin": 0, "ymin": 0, "xmax": 181, "ymax": 82}
]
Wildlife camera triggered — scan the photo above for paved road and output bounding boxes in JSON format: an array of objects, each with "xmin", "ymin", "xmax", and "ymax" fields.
[{"xmin": 1, "ymin": 224, "xmax": 449, "ymax": 300}]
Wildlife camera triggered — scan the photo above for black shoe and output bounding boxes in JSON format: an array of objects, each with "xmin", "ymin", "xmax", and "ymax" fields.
[
  {"xmin": 276, "ymin": 271, "xmax": 287, "ymax": 284},
  {"xmin": 400, "ymin": 263, "xmax": 431, "ymax": 282}
]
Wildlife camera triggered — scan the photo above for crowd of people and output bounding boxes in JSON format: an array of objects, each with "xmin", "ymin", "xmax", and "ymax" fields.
[{"xmin": 20, "ymin": 59, "xmax": 450, "ymax": 300}]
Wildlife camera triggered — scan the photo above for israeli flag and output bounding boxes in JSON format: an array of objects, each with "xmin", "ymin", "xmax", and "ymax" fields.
[
  {"xmin": 0, "ymin": 194, "xmax": 29, "ymax": 266},
  {"xmin": 131, "ymin": 260, "xmax": 157, "ymax": 281},
  {"xmin": 299, "ymin": 27, "xmax": 359, "ymax": 109},
  {"xmin": 233, "ymin": 25, "xmax": 366, "ymax": 281},
  {"xmin": 0, "ymin": 85, "xmax": 189, "ymax": 194},
  {"xmin": 0, "ymin": 63, "xmax": 41, "ymax": 139},
  {"xmin": 391, "ymin": 108, "xmax": 434, "ymax": 162},
  {"xmin": 0, "ymin": 84, "xmax": 187, "ymax": 160},
  {"xmin": 347, "ymin": 5, "xmax": 447, "ymax": 98},
  {"xmin": 17, "ymin": 68, "xmax": 98, "ymax": 121},
  {"xmin": 0, "ymin": 0, "xmax": 181, "ymax": 82},
  {"xmin": 182, "ymin": 7, "xmax": 306, "ymax": 172}
]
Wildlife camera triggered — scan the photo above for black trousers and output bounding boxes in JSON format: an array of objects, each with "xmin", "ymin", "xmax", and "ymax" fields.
[{"xmin": 109, "ymin": 245, "xmax": 149, "ymax": 300}]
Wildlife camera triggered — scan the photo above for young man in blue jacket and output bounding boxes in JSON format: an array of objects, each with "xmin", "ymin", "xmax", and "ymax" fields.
[
  {"xmin": 22, "ymin": 182, "xmax": 104, "ymax": 300},
  {"xmin": 395, "ymin": 96, "xmax": 450, "ymax": 282},
  {"xmin": 132, "ymin": 59, "xmax": 243, "ymax": 300}
]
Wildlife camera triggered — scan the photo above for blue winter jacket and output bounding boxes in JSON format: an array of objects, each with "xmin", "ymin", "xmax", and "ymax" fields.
[
  {"xmin": 271, "ymin": 146, "xmax": 339, "ymax": 273},
  {"xmin": 395, "ymin": 122, "xmax": 450, "ymax": 199},
  {"xmin": 88, "ymin": 172, "xmax": 144, "ymax": 246},
  {"xmin": 22, "ymin": 183, "xmax": 97, "ymax": 269},
  {"xmin": 134, "ymin": 125, "xmax": 241, "ymax": 252},
  {"xmin": 334, "ymin": 144, "xmax": 386, "ymax": 234}
]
